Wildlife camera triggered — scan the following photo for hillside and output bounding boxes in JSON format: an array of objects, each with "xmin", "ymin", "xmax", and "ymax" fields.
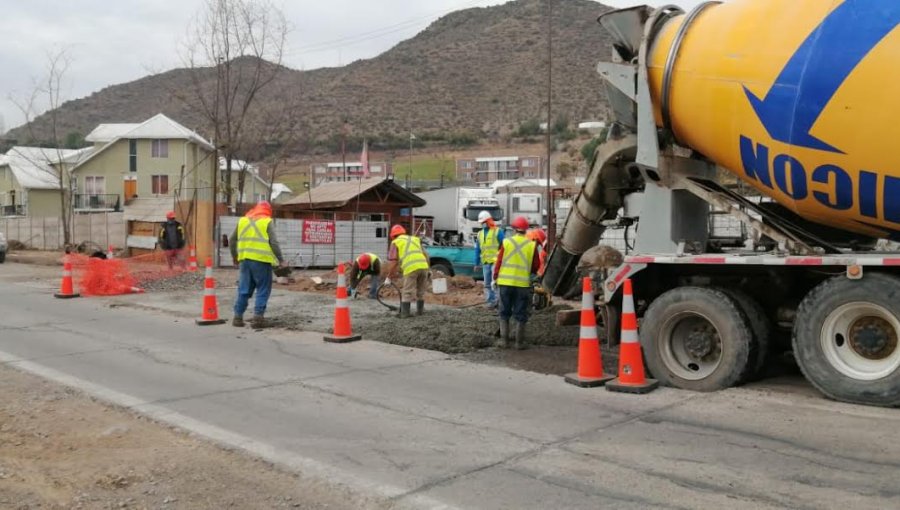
[{"xmin": 10, "ymin": 0, "xmax": 614, "ymax": 146}]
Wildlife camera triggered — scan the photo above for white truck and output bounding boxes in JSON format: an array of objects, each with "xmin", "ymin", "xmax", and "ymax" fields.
[
  {"xmin": 415, "ymin": 187, "xmax": 503, "ymax": 246},
  {"xmin": 496, "ymin": 192, "xmax": 543, "ymax": 228}
]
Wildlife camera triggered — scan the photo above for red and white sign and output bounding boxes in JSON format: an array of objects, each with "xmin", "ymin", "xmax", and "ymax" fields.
[{"xmin": 302, "ymin": 220, "xmax": 335, "ymax": 244}]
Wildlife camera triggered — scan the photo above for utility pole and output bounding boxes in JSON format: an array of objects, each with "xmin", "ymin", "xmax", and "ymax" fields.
[
  {"xmin": 545, "ymin": 0, "xmax": 554, "ymax": 244},
  {"xmin": 341, "ymin": 120, "xmax": 348, "ymax": 182},
  {"xmin": 211, "ymin": 55, "xmax": 224, "ymax": 264},
  {"xmin": 408, "ymin": 132, "xmax": 415, "ymax": 188}
]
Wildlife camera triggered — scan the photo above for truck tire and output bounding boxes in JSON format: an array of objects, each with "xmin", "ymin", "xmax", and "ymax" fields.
[
  {"xmin": 641, "ymin": 287, "xmax": 752, "ymax": 391},
  {"xmin": 430, "ymin": 263, "xmax": 453, "ymax": 277},
  {"xmin": 793, "ymin": 273, "xmax": 900, "ymax": 407},
  {"xmin": 717, "ymin": 288, "xmax": 771, "ymax": 382}
]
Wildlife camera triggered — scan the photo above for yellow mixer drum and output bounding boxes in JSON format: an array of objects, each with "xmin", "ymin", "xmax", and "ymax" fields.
[{"xmin": 647, "ymin": 0, "xmax": 900, "ymax": 239}]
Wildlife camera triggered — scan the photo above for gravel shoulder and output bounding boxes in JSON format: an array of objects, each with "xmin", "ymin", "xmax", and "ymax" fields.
[{"xmin": 0, "ymin": 363, "xmax": 387, "ymax": 510}]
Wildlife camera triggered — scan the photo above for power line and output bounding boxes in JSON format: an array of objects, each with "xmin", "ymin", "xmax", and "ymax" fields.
[{"xmin": 284, "ymin": 0, "xmax": 497, "ymax": 56}]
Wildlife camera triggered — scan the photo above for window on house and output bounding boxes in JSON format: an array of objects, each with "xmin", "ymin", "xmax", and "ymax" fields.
[
  {"xmin": 84, "ymin": 176, "xmax": 105, "ymax": 195},
  {"xmin": 129, "ymin": 140, "xmax": 137, "ymax": 172},
  {"xmin": 152, "ymin": 175, "xmax": 169, "ymax": 195},
  {"xmin": 152, "ymin": 139, "xmax": 168, "ymax": 158}
]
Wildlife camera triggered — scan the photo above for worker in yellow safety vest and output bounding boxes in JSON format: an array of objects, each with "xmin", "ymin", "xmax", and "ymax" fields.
[
  {"xmin": 474, "ymin": 210, "xmax": 503, "ymax": 309},
  {"xmin": 492, "ymin": 216, "xmax": 539, "ymax": 349},
  {"xmin": 386, "ymin": 224, "xmax": 430, "ymax": 318},
  {"xmin": 229, "ymin": 201, "xmax": 284, "ymax": 329},
  {"xmin": 349, "ymin": 252, "xmax": 382, "ymax": 299}
]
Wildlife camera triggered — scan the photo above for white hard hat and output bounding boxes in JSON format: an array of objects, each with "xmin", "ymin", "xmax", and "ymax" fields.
[{"xmin": 478, "ymin": 210, "xmax": 492, "ymax": 223}]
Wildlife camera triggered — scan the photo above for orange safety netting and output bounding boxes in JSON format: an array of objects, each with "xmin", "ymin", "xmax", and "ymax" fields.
[{"xmin": 65, "ymin": 251, "xmax": 194, "ymax": 296}]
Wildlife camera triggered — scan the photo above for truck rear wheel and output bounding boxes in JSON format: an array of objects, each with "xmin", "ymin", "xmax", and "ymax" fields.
[
  {"xmin": 718, "ymin": 288, "xmax": 771, "ymax": 382},
  {"xmin": 793, "ymin": 273, "xmax": 900, "ymax": 407},
  {"xmin": 641, "ymin": 287, "xmax": 752, "ymax": 391}
]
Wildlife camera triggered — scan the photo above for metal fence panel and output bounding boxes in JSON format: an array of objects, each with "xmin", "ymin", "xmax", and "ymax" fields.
[{"xmin": 216, "ymin": 216, "xmax": 389, "ymax": 268}]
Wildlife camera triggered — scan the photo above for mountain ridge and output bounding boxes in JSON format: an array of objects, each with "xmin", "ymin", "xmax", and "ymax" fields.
[{"xmin": 9, "ymin": 0, "xmax": 614, "ymax": 149}]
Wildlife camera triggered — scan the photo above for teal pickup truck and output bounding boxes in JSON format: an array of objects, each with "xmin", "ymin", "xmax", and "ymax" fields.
[{"xmin": 427, "ymin": 245, "xmax": 482, "ymax": 280}]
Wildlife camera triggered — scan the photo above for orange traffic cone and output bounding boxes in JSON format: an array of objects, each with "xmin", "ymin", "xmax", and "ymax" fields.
[
  {"xmin": 324, "ymin": 263, "xmax": 361, "ymax": 343},
  {"xmin": 607, "ymin": 279, "xmax": 659, "ymax": 394},
  {"xmin": 54, "ymin": 259, "xmax": 80, "ymax": 299},
  {"xmin": 564, "ymin": 277, "xmax": 613, "ymax": 387},
  {"xmin": 188, "ymin": 246, "xmax": 198, "ymax": 272},
  {"xmin": 196, "ymin": 257, "xmax": 226, "ymax": 325}
]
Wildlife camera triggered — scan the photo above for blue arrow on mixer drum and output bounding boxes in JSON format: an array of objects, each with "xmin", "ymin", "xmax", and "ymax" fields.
[{"xmin": 744, "ymin": 0, "xmax": 900, "ymax": 154}]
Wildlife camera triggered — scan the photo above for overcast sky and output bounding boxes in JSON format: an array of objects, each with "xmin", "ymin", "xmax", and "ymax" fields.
[{"xmin": 0, "ymin": 0, "xmax": 703, "ymax": 132}]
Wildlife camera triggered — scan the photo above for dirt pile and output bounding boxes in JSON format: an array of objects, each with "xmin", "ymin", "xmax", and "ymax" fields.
[{"xmin": 362, "ymin": 304, "xmax": 578, "ymax": 354}]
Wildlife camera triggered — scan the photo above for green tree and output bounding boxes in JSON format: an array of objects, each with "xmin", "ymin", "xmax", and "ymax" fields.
[
  {"xmin": 64, "ymin": 131, "xmax": 84, "ymax": 149},
  {"xmin": 516, "ymin": 118, "xmax": 541, "ymax": 137},
  {"xmin": 556, "ymin": 161, "xmax": 574, "ymax": 180}
]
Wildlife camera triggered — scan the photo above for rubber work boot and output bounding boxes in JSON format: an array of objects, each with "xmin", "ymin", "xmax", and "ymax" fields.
[
  {"xmin": 514, "ymin": 321, "xmax": 528, "ymax": 350},
  {"xmin": 416, "ymin": 300, "xmax": 425, "ymax": 316},
  {"xmin": 250, "ymin": 315, "xmax": 266, "ymax": 329},
  {"xmin": 399, "ymin": 302, "xmax": 411, "ymax": 319},
  {"xmin": 232, "ymin": 316, "xmax": 244, "ymax": 327},
  {"xmin": 496, "ymin": 320, "xmax": 509, "ymax": 348}
]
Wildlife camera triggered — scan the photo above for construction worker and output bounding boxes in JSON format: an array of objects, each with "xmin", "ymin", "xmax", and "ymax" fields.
[
  {"xmin": 349, "ymin": 252, "xmax": 381, "ymax": 299},
  {"xmin": 386, "ymin": 224, "xmax": 430, "ymax": 318},
  {"xmin": 229, "ymin": 201, "xmax": 284, "ymax": 329},
  {"xmin": 158, "ymin": 211, "xmax": 186, "ymax": 270},
  {"xmin": 474, "ymin": 210, "xmax": 503, "ymax": 308},
  {"xmin": 492, "ymin": 216, "xmax": 540, "ymax": 349},
  {"xmin": 526, "ymin": 228, "xmax": 548, "ymax": 276}
]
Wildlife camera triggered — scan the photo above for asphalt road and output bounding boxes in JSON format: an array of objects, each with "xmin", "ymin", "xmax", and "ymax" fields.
[{"xmin": 1, "ymin": 262, "xmax": 898, "ymax": 510}]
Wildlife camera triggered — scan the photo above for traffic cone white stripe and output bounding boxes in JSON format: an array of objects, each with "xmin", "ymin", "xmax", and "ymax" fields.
[
  {"xmin": 580, "ymin": 326, "xmax": 598, "ymax": 339},
  {"xmin": 622, "ymin": 292, "xmax": 635, "ymax": 313},
  {"xmin": 621, "ymin": 328, "xmax": 639, "ymax": 343},
  {"xmin": 582, "ymin": 290, "xmax": 593, "ymax": 309},
  {"xmin": 204, "ymin": 287, "xmax": 216, "ymax": 296},
  {"xmin": 335, "ymin": 298, "xmax": 348, "ymax": 308}
]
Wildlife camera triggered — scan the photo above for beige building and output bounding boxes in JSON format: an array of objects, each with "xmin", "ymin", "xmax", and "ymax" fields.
[
  {"xmin": 219, "ymin": 158, "xmax": 272, "ymax": 211},
  {"xmin": 0, "ymin": 146, "xmax": 90, "ymax": 217},
  {"xmin": 72, "ymin": 113, "xmax": 216, "ymax": 210}
]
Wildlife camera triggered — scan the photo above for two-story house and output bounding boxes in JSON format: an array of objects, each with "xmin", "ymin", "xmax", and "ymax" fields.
[
  {"xmin": 0, "ymin": 146, "xmax": 89, "ymax": 217},
  {"xmin": 71, "ymin": 113, "xmax": 216, "ymax": 211},
  {"xmin": 219, "ymin": 158, "xmax": 272, "ymax": 210}
]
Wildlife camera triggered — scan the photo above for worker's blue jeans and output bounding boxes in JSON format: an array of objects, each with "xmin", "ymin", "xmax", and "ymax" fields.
[
  {"xmin": 482, "ymin": 264, "xmax": 497, "ymax": 305},
  {"xmin": 234, "ymin": 259, "xmax": 273, "ymax": 317},
  {"xmin": 366, "ymin": 274, "xmax": 380, "ymax": 299},
  {"xmin": 498, "ymin": 285, "xmax": 532, "ymax": 323}
]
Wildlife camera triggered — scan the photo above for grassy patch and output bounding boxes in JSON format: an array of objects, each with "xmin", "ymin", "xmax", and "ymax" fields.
[{"xmin": 392, "ymin": 156, "xmax": 456, "ymax": 181}]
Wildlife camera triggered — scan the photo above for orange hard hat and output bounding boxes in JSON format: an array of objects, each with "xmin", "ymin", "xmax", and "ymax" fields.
[
  {"xmin": 511, "ymin": 216, "xmax": 529, "ymax": 231},
  {"xmin": 390, "ymin": 224, "xmax": 406, "ymax": 239},
  {"xmin": 526, "ymin": 228, "xmax": 547, "ymax": 245},
  {"xmin": 166, "ymin": 211, "xmax": 176, "ymax": 220},
  {"xmin": 358, "ymin": 253, "xmax": 371, "ymax": 270}
]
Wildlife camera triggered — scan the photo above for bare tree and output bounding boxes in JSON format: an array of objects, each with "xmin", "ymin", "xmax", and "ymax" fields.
[
  {"xmin": 9, "ymin": 49, "xmax": 78, "ymax": 245},
  {"xmin": 179, "ymin": 0, "xmax": 289, "ymax": 210},
  {"xmin": 236, "ymin": 84, "xmax": 305, "ymax": 210}
]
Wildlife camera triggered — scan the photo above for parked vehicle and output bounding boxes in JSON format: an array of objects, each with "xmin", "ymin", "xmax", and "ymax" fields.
[
  {"xmin": 496, "ymin": 192, "xmax": 543, "ymax": 228},
  {"xmin": 416, "ymin": 187, "xmax": 503, "ymax": 245},
  {"xmin": 427, "ymin": 245, "xmax": 480, "ymax": 279},
  {"xmin": 543, "ymin": 1, "xmax": 900, "ymax": 406}
]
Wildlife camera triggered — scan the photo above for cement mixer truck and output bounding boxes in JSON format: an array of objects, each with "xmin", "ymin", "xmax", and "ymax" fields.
[{"xmin": 544, "ymin": 0, "xmax": 900, "ymax": 406}]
